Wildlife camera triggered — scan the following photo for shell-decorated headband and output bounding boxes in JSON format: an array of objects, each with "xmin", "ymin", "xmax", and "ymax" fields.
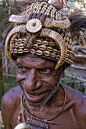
[{"xmin": 5, "ymin": 1, "xmax": 75, "ymax": 70}]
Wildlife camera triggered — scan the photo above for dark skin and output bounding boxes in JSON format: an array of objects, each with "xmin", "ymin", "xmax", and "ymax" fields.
[{"xmin": 1, "ymin": 53, "xmax": 86, "ymax": 129}]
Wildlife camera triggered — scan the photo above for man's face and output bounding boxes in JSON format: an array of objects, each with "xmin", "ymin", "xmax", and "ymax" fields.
[{"xmin": 16, "ymin": 53, "xmax": 62, "ymax": 107}]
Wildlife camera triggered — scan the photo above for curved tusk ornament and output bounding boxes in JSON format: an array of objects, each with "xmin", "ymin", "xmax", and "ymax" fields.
[
  {"xmin": 9, "ymin": 15, "xmax": 71, "ymax": 29},
  {"xmin": 5, "ymin": 25, "xmax": 27, "ymax": 59},
  {"xmin": 40, "ymin": 28, "xmax": 67, "ymax": 69},
  {"xmin": 44, "ymin": 17, "xmax": 71, "ymax": 29},
  {"xmin": 9, "ymin": 14, "xmax": 28, "ymax": 23}
]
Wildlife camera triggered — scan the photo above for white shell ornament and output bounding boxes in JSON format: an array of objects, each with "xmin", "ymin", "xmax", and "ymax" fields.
[
  {"xmin": 14, "ymin": 123, "xmax": 26, "ymax": 129},
  {"xmin": 26, "ymin": 19, "xmax": 42, "ymax": 33}
]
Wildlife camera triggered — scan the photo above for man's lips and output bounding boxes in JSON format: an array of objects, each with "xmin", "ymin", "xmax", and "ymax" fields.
[{"xmin": 26, "ymin": 90, "xmax": 51, "ymax": 98}]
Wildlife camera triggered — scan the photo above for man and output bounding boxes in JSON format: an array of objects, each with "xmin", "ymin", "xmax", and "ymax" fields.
[{"xmin": 1, "ymin": 1, "xmax": 86, "ymax": 129}]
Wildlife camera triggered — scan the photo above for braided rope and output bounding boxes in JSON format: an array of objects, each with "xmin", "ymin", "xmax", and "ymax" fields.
[{"xmin": 22, "ymin": 2, "xmax": 62, "ymax": 20}]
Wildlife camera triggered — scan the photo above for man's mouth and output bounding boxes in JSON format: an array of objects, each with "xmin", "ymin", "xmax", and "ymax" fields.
[{"xmin": 26, "ymin": 90, "xmax": 51, "ymax": 98}]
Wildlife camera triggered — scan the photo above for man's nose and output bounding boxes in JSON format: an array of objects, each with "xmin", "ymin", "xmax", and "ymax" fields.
[{"xmin": 25, "ymin": 68, "xmax": 40, "ymax": 91}]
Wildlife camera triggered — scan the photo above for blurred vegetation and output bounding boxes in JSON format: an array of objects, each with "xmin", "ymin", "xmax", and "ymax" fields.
[
  {"xmin": 3, "ymin": 75, "xmax": 18, "ymax": 93},
  {"xmin": 60, "ymin": 74, "xmax": 85, "ymax": 94},
  {"xmin": 0, "ymin": 48, "xmax": 4, "ymax": 108},
  {"xmin": 0, "ymin": 1, "xmax": 9, "ymax": 43}
]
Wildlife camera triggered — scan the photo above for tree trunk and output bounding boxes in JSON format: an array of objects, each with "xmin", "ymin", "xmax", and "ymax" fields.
[{"xmin": 0, "ymin": 47, "xmax": 4, "ymax": 108}]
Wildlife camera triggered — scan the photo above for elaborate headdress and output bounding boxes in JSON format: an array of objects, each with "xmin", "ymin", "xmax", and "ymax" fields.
[{"xmin": 5, "ymin": 1, "xmax": 75, "ymax": 70}]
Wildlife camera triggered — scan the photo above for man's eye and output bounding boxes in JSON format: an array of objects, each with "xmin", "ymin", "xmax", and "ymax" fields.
[
  {"xmin": 17, "ymin": 66, "xmax": 28, "ymax": 72},
  {"xmin": 40, "ymin": 68, "xmax": 52, "ymax": 74}
]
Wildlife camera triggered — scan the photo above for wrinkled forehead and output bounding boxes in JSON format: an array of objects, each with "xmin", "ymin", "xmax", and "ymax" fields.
[{"xmin": 16, "ymin": 53, "xmax": 56, "ymax": 68}]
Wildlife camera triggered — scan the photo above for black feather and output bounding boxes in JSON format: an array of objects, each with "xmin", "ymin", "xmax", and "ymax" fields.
[{"xmin": 69, "ymin": 10, "xmax": 86, "ymax": 38}]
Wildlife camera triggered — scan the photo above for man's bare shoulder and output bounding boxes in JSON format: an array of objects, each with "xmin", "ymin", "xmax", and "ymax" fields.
[
  {"xmin": 62, "ymin": 84, "xmax": 86, "ymax": 127},
  {"xmin": 61, "ymin": 83, "xmax": 86, "ymax": 111},
  {"xmin": 1, "ymin": 86, "xmax": 22, "ymax": 110},
  {"xmin": 73, "ymin": 93, "xmax": 86, "ymax": 127},
  {"xmin": 62, "ymin": 83, "xmax": 85, "ymax": 101},
  {"xmin": 1, "ymin": 86, "xmax": 22, "ymax": 129}
]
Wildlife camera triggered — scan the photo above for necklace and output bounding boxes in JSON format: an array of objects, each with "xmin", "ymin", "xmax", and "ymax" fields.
[{"xmin": 17, "ymin": 84, "xmax": 66, "ymax": 129}]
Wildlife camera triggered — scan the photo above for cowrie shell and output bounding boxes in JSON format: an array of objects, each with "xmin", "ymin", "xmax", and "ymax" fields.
[
  {"xmin": 18, "ymin": 49, "xmax": 23, "ymax": 53},
  {"xmin": 53, "ymin": 49, "xmax": 58, "ymax": 53},
  {"xmin": 19, "ymin": 44, "xmax": 23, "ymax": 47},
  {"xmin": 33, "ymin": 44, "xmax": 38, "ymax": 49},
  {"xmin": 36, "ymin": 50, "xmax": 42, "ymax": 55},
  {"xmin": 23, "ymin": 48, "xmax": 29, "ymax": 52},
  {"xmin": 39, "ymin": 45, "xmax": 46, "ymax": 50},
  {"xmin": 14, "ymin": 49, "xmax": 17, "ymax": 53},
  {"xmin": 49, "ymin": 42, "xmax": 55, "ymax": 46},
  {"xmin": 47, "ymin": 47, "xmax": 52, "ymax": 51},
  {"xmin": 51, "ymin": 53, "xmax": 56, "ymax": 58},
  {"xmin": 43, "ymin": 51, "xmax": 50, "ymax": 56},
  {"xmin": 56, "ymin": 55, "xmax": 60, "ymax": 60},
  {"xmin": 42, "ymin": 41, "xmax": 48, "ymax": 45},
  {"xmin": 36, "ymin": 40, "xmax": 42, "ymax": 45},
  {"xmin": 30, "ymin": 49, "xmax": 35, "ymax": 54}
]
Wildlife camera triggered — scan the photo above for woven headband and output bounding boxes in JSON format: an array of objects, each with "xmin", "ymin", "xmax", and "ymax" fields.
[{"xmin": 5, "ymin": 1, "xmax": 75, "ymax": 70}]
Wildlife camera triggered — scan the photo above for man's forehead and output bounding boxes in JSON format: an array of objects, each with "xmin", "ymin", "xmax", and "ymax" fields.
[{"xmin": 16, "ymin": 53, "xmax": 56, "ymax": 68}]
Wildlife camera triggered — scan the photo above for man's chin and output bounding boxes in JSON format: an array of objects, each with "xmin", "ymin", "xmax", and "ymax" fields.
[
  {"xmin": 26, "ymin": 100, "xmax": 44, "ymax": 107},
  {"xmin": 24, "ymin": 90, "xmax": 57, "ymax": 107},
  {"xmin": 24, "ymin": 93, "xmax": 48, "ymax": 107},
  {"xmin": 23, "ymin": 83, "xmax": 59, "ymax": 107}
]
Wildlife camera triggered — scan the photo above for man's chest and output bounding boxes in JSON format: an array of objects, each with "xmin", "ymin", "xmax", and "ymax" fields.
[
  {"xmin": 11, "ymin": 109, "xmax": 79, "ymax": 129},
  {"xmin": 48, "ymin": 113, "xmax": 79, "ymax": 129}
]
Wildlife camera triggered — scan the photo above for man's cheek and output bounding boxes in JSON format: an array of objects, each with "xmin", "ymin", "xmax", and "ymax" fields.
[
  {"xmin": 19, "ymin": 79, "xmax": 25, "ymax": 85},
  {"xmin": 42, "ymin": 76, "xmax": 58, "ymax": 86},
  {"xmin": 16, "ymin": 73, "xmax": 26, "ymax": 83}
]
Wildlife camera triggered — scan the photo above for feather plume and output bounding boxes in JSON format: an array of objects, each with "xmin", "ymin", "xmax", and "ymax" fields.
[{"xmin": 69, "ymin": 10, "xmax": 86, "ymax": 38}]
